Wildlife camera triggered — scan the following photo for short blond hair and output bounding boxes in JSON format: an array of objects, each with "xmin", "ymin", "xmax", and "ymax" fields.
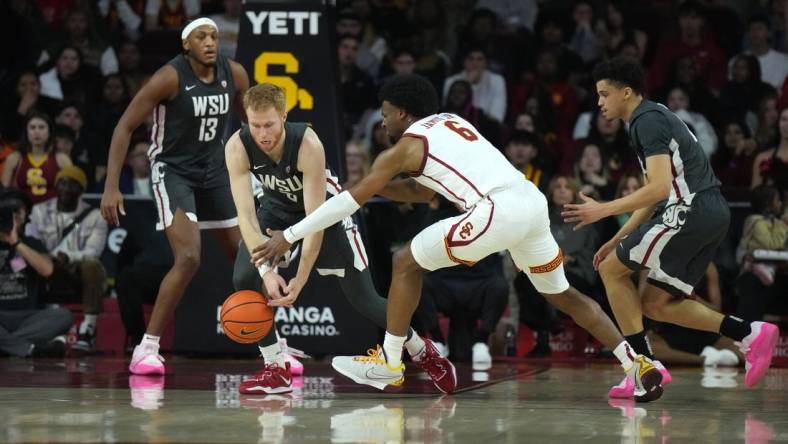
[{"xmin": 243, "ymin": 83, "xmax": 286, "ymax": 112}]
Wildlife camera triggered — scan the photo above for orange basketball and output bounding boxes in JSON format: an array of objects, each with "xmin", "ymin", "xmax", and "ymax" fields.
[{"xmin": 220, "ymin": 290, "xmax": 273, "ymax": 344}]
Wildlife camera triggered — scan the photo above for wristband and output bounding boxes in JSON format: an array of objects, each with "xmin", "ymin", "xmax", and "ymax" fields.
[{"xmin": 257, "ymin": 263, "xmax": 278, "ymax": 277}]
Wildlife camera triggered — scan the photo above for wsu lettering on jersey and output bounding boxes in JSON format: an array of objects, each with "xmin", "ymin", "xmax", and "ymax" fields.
[
  {"xmin": 257, "ymin": 173, "xmax": 304, "ymax": 202},
  {"xmin": 192, "ymin": 94, "xmax": 230, "ymax": 117}
]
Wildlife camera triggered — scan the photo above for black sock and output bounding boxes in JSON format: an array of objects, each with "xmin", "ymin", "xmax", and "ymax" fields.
[
  {"xmin": 625, "ymin": 331, "xmax": 654, "ymax": 359},
  {"xmin": 474, "ymin": 329, "xmax": 490, "ymax": 345},
  {"xmin": 719, "ymin": 315, "xmax": 751, "ymax": 341}
]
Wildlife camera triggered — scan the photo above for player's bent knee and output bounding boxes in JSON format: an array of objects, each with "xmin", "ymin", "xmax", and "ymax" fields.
[{"xmin": 599, "ymin": 253, "xmax": 630, "ymax": 281}]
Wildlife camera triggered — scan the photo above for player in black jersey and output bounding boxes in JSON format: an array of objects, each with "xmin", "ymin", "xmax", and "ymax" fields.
[
  {"xmin": 100, "ymin": 18, "xmax": 249, "ymax": 375},
  {"xmin": 563, "ymin": 56, "xmax": 779, "ymax": 395},
  {"xmin": 224, "ymin": 83, "xmax": 453, "ymax": 394}
]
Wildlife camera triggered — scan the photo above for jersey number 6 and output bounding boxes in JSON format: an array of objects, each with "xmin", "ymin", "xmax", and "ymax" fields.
[{"xmin": 444, "ymin": 120, "xmax": 478, "ymax": 141}]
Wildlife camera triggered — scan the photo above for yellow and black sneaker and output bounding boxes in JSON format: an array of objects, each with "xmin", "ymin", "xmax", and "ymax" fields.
[{"xmin": 628, "ymin": 355, "xmax": 664, "ymax": 403}]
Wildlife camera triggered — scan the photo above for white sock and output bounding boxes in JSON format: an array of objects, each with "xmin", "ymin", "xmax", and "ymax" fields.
[
  {"xmin": 80, "ymin": 314, "xmax": 97, "ymax": 334},
  {"xmin": 383, "ymin": 332, "xmax": 406, "ymax": 367},
  {"xmin": 259, "ymin": 342, "xmax": 285, "ymax": 367},
  {"xmin": 403, "ymin": 329, "xmax": 426, "ymax": 357},
  {"xmin": 141, "ymin": 334, "xmax": 160, "ymax": 350},
  {"xmin": 613, "ymin": 341, "xmax": 636, "ymax": 371}
]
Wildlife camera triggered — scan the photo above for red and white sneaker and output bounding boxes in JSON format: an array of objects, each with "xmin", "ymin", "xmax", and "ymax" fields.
[
  {"xmin": 239, "ymin": 362, "xmax": 293, "ymax": 394},
  {"xmin": 738, "ymin": 321, "xmax": 780, "ymax": 388},
  {"xmin": 129, "ymin": 344, "xmax": 165, "ymax": 375},
  {"xmin": 412, "ymin": 339, "xmax": 457, "ymax": 394},
  {"xmin": 279, "ymin": 338, "xmax": 309, "ymax": 376}
]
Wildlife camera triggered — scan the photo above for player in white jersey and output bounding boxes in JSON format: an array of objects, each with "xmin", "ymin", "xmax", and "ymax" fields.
[{"xmin": 254, "ymin": 75, "xmax": 664, "ymax": 400}]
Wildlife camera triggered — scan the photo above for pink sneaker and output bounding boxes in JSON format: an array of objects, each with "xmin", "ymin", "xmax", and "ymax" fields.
[
  {"xmin": 129, "ymin": 344, "xmax": 165, "ymax": 375},
  {"xmin": 655, "ymin": 360, "xmax": 672, "ymax": 385},
  {"xmin": 608, "ymin": 360, "xmax": 671, "ymax": 399},
  {"xmin": 739, "ymin": 322, "xmax": 780, "ymax": 388},
  {"xmin": 279, "ymin": 338, "xmax": 309, "ymax": 376},
  {"xmin": 608, "ymin": 375, "xmax": 635, "ymax": 399}
]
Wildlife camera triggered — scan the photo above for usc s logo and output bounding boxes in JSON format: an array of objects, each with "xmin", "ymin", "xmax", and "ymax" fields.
[
  {"xmin": 254, "ymin": 52, "xmax": 313, "ymax": 111},
  {"xmin": 27, "ymin": 168, "xmax": 47, "ymax": 195},
  {"xmin": 459, "ymin": 222, "xmax": 474, "ymax": 239}
]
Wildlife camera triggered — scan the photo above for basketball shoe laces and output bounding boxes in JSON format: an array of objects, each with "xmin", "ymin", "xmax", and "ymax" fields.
[
  {"xmin": 353, "ymin": 346, "xmax": 387, "ymax": 364},
  {"xmin": 352, "ymin": 346, "xmax": 405, "ymax": 374}
]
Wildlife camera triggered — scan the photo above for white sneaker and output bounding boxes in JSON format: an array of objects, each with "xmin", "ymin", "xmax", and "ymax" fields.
[
  {"xmin": 701, "ymin": 367, "xmax": 739, "ymax": 388},
  {"xmin": 472, "ymin": 342, "xmax": 492, "ymax": 370},
  {"xmin": 331, "ymin": 345, "xmax": 404, "ymax": 391},
  {"xmin": 701, "ymin": 346, "xmax": 722, "ymax": 367},
  {"xmin": 717, "ymin": 349, "xmax": 740, "ymax": 367},
  {"xmin": 330, "ymin": 404, "xmax": 404, "ymax": 443}
]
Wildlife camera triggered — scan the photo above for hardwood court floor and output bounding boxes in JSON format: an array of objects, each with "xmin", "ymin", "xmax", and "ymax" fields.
[{"xmin": 0, "ymin": 357, "xmax": 785, "ymax": 443}]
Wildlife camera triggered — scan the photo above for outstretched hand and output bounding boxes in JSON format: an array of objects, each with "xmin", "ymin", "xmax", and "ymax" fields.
[
  {"xmin": 251, "ymin": 229, "xmax": 292, "ymax": 267},
  {"xmin": 561, "ymin": 192, "xmax": 608, "ymax": 230}
]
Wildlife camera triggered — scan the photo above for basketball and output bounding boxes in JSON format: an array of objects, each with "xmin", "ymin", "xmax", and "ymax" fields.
[{"xmin": 220, "ymin": 290, "xmax": 273, "ymax": 344}]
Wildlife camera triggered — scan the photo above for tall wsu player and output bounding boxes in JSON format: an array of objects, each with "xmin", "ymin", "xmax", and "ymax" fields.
[
  {"xmin": 101, "ymin": 18, "xmax": 249, "ymax": 375},
  {"xmin": 255, "ymin": 74, "xmax": 666, "ymax": 401}
]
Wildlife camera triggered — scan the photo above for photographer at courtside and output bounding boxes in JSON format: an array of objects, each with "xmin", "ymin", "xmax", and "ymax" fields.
[{"xmin": 0, "ymin": 189, "xmax": 72, "ymax": 358}]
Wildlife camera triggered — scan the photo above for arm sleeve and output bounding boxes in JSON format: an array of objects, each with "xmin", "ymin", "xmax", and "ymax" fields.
[
  {"xmin": 284, "ymin": 191, "xmax": 360, "ymax": 243},
  {"xmin": 634, "ymin": 112, "xmax": 671, "ymax": 158}
]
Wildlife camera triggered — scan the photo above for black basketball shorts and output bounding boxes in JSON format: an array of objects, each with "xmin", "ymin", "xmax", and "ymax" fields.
[{"xmin": 617, "ymin": 189, "xmax": 730, "ymax": 297}]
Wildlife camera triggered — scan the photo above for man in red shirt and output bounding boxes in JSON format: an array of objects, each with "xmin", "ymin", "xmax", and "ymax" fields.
[{"xmin": 647, "ymin": 1, "xmax": 726, "ymax": 93}]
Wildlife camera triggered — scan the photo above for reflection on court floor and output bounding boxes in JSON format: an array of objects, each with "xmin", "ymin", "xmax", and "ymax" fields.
[{"xmin": 0, "ymin": 357, "xmax": 784, "ymax": 443}]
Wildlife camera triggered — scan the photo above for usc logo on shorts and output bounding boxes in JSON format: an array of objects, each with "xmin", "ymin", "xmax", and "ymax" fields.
[
  {"xmin": 529, "ymin": 250, "xmax": 563, "ymax": 274},
  {"xmin": 459, "ymin": 222, "xmax": 473, "ymax": 239}
]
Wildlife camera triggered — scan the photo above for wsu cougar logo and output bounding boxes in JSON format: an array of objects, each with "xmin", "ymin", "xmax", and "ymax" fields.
[
  {"xmin": 459, "ymin": 222, "xmax": 474, "ymax": 239},
  {"xmin": 661, "ymin": 201, "xmax": 690, "ymax": 229}
]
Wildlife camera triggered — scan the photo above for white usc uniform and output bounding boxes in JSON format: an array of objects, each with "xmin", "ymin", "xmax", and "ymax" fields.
[{"xmin": 406, "ymin": 113, "xmax": 569, "ymax": 294}]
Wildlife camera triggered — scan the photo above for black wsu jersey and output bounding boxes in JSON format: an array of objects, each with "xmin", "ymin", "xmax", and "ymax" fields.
[
  {"xmin": 149, "ymin": 53, "xmax": 235, "ymax": 176},
  {"xmin": 239, "ymin": 122, "xmax": 342, "ymax": 226}
]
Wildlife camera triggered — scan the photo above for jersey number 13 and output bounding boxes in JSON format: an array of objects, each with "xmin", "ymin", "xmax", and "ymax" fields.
[{"xmin": 199, "ymin": 117, "xmax": 218, "ymax": 142}]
